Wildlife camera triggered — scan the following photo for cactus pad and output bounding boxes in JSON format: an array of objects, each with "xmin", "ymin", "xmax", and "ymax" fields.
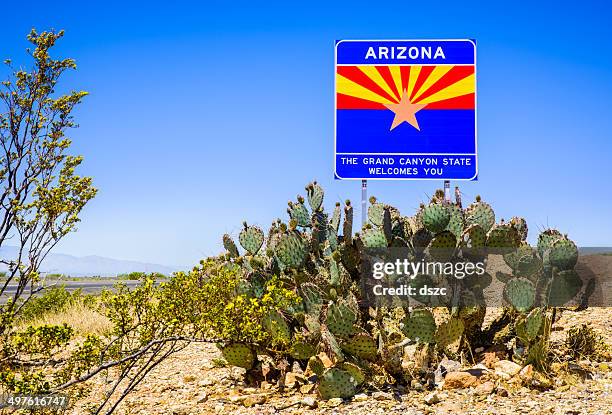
[
  {"xmin": 428, "ymin": 230, "xmax": 457, "ymax": 261},
  {"xmin": 503, "ymin": 242, "xmax": 533, "ymax": 270},
  {"xmin": 548, "ymin": 236, "xmax": 578, "ymax": 270},
  {"xmin": 330, "ymin": 203, "xmax": 341, "ymax": 231},
  {"xmin": 306, "ymin": 181, "xmax": 324, "ymax": 212},
  {"xmin": 421, "ymin": 203, "xmax": 451, "ymax": 233},
  {"xmin": 288, "ymin": 200, "xmax": 310, "ymax": 227},
  {"xmin": 412, "ymin": 228, "xmax": 433, "ymax": 253},
  {"xmin": 326, "ymin": 302, "xmax": 357, "ymax": 338},
  {"xmin": 339, "ymin": 362, "xmax": 366, "ymax": 385},
  {"xmin": 222, "ymin": 234, "xmax": 239, "ymax": 258},
  {"xmin": 290, "ymin": 341, "xmax": 317, "ymax": 360},
  {"xmin": 517, "ymin": 307, "xmax": 543, "ymax": 341},
  {"xmin": 446, "ymin": 204, "xmax": 465, "ymax": 238},
  {"xmin": 461, "ymin": 224, "xmax": 486, "ymax": 259},
  {"xmin": 340, "ymin": 333, "xmax": 377, "ymax": 360},
  {"xmin": 275, "ymin": 231, "xmax": 307, "ymax": 268},
  {"xmin": 343, "ymin": 202, "xmax": 353, "ymax": 241},
  {"xmin": 465, "ymin": 199, "xmax": 495, "ymax": 232},
  {"xmin": 402, "ymin": 309, "xmax": 436, "ymax": 343},
  {"xmin": 239, "ymin": 224, "xmax": 264, "ymax": 255},
  {"xmin": 504, "ymin": 277, "xmax": 536, "ymax": 311},
  {"xmin": 537, "ymin": 228, "xmax": 562, "ymax": 257},
  {"xmin": 510, "ymin": 216, "xmax": 528, "ymax": 241},
  {"xmin": 300, "ymin": 283, "xmax": 324, "ymax": 317},
  {"xmin": 307, "ymin": 355, "xmax": 325, "ymax": 376},
  {"xmin": 263, "ymin": 311, "xmax": 291, "ymax": 344},
  {"xmin": 548, "ymin": 269, "xmax": 582, "ymax": 306},
  {"xmin": 368, "ymin": 200, "xmax": 385, "ymax": 227},
  {"xmin": 361, "ymin": 228, "xmax": 387, "ymax": 249},
  {"xmin": 486, "ymin": 223, "xmax": 520, "ymax": 250},
  {"xmin": 219, "ymin": 343, "xmax": 255, "ymax": 369},
  {"xmin": 435, "ymin": 317, "xmax": 465, "ymax": 348},
  {"xmin": 318, "ymin": 367, "xmax": 358, "ymax": 399}
]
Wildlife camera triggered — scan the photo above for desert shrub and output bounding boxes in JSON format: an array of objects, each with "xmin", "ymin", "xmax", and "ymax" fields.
[
  {"xmin": 173, "ymin": 260, "xmax": 300, "ymax": 345},
  {"xmin": 18, "ymin": 286, "xmax": 84, "ymax": 323},
  {"xmin": 565, "ymin": 324, "xmax": 609, "ymax": 361},
  {"xmin": 117, "ymin": 271, "xmax": 166, "ymax": 280}
]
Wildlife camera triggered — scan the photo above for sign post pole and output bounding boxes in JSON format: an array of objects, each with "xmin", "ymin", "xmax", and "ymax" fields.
[
  {"xmin": 361, "ymin": 179, "xmax": 367, "ymax": 225},
  {"xmin": 444, "ymin": 180, "xmax": 451, "ymax": 203}
]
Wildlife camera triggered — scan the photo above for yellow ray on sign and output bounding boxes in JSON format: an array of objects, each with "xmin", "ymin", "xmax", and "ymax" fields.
[
  {"xmin": 417, "ymin": 74, "xmax": 475, "ymax": 104},
  {"xmin": 336, "ymin": 74, "xmax": 394, "ymax": 104},
  {"xmin": 357, "ymin": 66, "xmax": 399, "ymax": 101},
  {"xmin": 389, "ymin": 66, "xmax": 404, "ymax": 100},
  {"xmin": 412, "ymin": 66, "xmax": 453, "ymax": 102},
  {"xmin": 406, "ymin": 66, "xmax": 421, "ymax": 99}
]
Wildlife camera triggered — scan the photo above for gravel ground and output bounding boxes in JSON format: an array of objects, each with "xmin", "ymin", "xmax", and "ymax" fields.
[{"xmin": 69, "ymin": 307, "xmax": 612, "ymax": 415}]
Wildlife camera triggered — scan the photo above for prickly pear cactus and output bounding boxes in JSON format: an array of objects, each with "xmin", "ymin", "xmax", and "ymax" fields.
[
  {"xmin": 402, "ymin": 309, "xmax": 436, "ymax": 344},
  {"xmin": 239, "ymin": 223, "xmax": 264, "ymax": 255},
  {"xmin": 326, "ymin": 302, "xmax": 357, "ymax": 338},
  {"xmin": 306, "ymin": 181, "xmax": 324, "ymax": 212},
  {"xmin": 548, "ymin": 236, "xmax": 578, "ymax": 270},
  {"xmin": 421, "ymin": 203, "xmax": 451, "ymax": 233},
  {"xmin": 219, "ymin": 343, "xmax": 255, "ymax": 369},
  {"xmin": 223, "ymin": 234, "xmax": 239, "ymax": 258},
  {"xmin": 318, "ymin": 367, "xmax": 358, "ymax": 399},
  {"xmin": 368, "ymin": 197, "xmax": 385, "ymax": 227},
  {"xmin": 360, "ymin": 227, "xmax": 387, "ymax": 249},
  {"xmin": 504, "ymin": 278, "xmax": 536, "ymax": 312},
  {"xmin": 275, "ymin": 231, "xmax": 307, "ymax": 268},
  {"xmin": 465, "ymin": 196, "xmax": 495, "ymax": 232},
  {"xmin": 340, "ymin": 333, "xmax": 377, "ymax": 361},
  {"xmin": 288, "ymin": 197, "xmax": 310, "ymax": 227},
  {"xmin": 214, "ymin": 182, "xmax": 583, "ymax": 400}
]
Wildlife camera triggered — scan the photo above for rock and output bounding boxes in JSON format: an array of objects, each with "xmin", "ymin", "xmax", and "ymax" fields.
[
  {"xmin": 443, "ymin": 371, "xmax": 479, "ymax": 389},
  {"xmin": 434, "ymin": 357, "xmax": 462, "ymax": 383},
  {"xmin": 496, "ymin": 387, "xmax": 509, "ymax": 397},
  {"xmin": 171, "ymin": 405, "xmax": 189, "ymax": 415},
  {"xmin": 473, "ymin": 381, "xmax": 495, "ymax": 396},
  {"xmin": 242, "ymin": 394, "xmax": 267, "ymax": 407},
  {"xmin": 301, "ymin": 396, "xmax": 317, "ymax": 408},
  {"xmin": 300, "ymin": 383, "xmax": 315, "ymax": 394},
  {"xmin": 410, "ymin": 379, "xmax": 425, "ymax": 391},
  {"xmin": 183, "ymin": 374, "xmax": 197, "ymax": 383},
  {"xmin": 353, "ymin": 393, "xmax": 368, "ymax": 402},
  {"xmin": 519, "ymin": 364, "xmax": 534, "ymax": 383},
  {"xmin": 494, "ymin": 360, "xmax": 522, "ymax": 379},
  {"xmin": 318, "ymin": 352, "xmax": 334, "ymax": 368},
  {"xmin": 424, "ymin": 391, "xmax": 441, "ymax": 405},
  {"xmin": 198, "ymin": 379, "xmax": 214, "ymax": 387},
  {"xmin": 196, "ymin": 392, "xmax": 208, "ymax": 403},
  {"xmin": 439, "ymin": 358, "xmax": 462, "ymax": 374},
  {"xmin": 372, "ymin": 391, "xmax": 393, "ymax": 400},
  {"xmin": 285, "ymin": 372, "xmax": 307, "ymax": 388},
  {"xmin": 327, "ymin": 397, "xmax": 343, "ymax": 407}
]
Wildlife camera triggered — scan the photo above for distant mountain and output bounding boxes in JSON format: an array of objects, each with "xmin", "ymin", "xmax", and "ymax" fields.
[{"xmin": 0, "ymin": 246, "xmax": 184, "ymax": 277}]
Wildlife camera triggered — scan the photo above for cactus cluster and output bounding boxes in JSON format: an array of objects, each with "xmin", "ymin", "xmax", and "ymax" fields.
[{"xmin": 214, "ymin": 182, "xmax": 584, "ymax": 399}]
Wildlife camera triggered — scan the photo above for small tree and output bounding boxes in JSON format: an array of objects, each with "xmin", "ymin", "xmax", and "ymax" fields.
[{"xmin": 0, "ymin": 29, "xmax": 97, "ymax": 329}]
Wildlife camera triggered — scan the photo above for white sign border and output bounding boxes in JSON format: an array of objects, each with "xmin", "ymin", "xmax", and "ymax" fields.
[{"xmin": 333, "ymin": 38, "xmax": 478, "ymax": 181}]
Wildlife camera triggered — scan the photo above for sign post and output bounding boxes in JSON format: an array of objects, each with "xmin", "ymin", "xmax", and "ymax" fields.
[{"xmin": 334, "ymin": 39, "xmax": 477, "ymax": 182}]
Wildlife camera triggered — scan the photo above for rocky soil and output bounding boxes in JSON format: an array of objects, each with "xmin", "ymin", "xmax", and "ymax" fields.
[{"xmin": 70, "ymin": 308, "xmax": 611, "ymax": 415}]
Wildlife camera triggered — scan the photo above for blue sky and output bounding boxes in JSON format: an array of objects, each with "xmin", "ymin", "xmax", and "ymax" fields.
[{"xmin": 2, "ymin": 1, "xmax": 611, "ymax": 266}]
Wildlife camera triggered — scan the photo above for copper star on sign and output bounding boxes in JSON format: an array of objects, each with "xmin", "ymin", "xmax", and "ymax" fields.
[{"xmin": 384, "ymin": 90, "xmax": 427, "ymax": 131}]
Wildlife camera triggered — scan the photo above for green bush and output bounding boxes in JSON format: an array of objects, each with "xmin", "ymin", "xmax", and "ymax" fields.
[{"xmin": 18, "ymin": 286, "xmax": 84, "ymax": 322}]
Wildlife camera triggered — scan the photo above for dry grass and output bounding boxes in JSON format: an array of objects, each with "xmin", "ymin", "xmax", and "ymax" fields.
[{"xmin": 20, "ymin": 300, "xmax": 112, "ymax": 336}]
